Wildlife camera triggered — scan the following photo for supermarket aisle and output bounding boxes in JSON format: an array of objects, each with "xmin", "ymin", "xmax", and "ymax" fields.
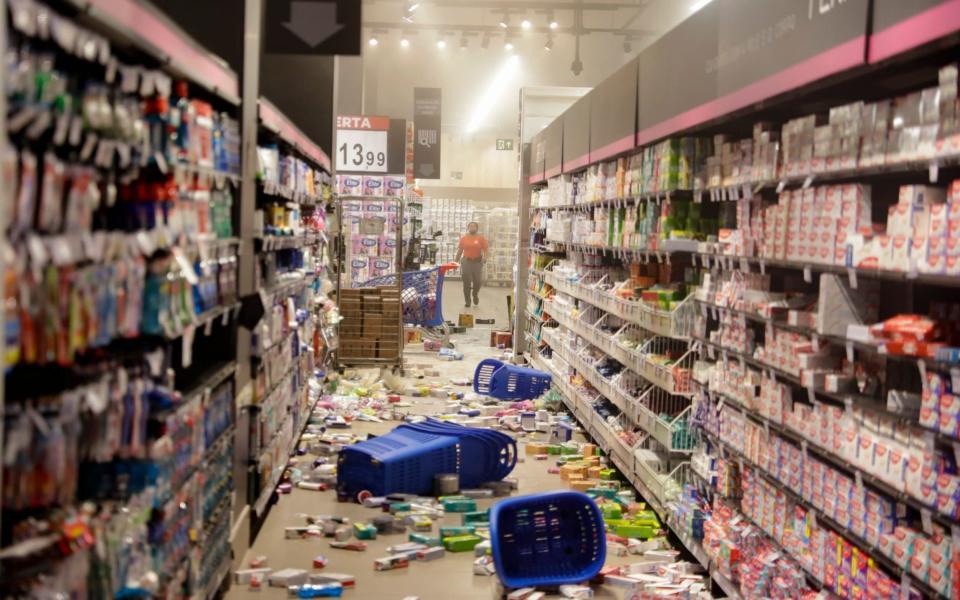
[
  {"xmin": 440, "ymin": 279, "xmax": 512, "ymax": 326},
  {"xmin": 228, "ymin": 326, "xmax": 624, "ymax": 600}
]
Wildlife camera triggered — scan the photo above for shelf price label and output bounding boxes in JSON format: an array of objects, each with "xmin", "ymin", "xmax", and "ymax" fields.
[{"xmin": 336, "ymin": 115, "xmax": 389, "ymax": 173}]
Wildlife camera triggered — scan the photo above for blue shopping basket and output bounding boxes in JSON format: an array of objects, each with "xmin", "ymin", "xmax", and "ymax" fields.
[
  {"xmin": 398, "ymin": 420, "xmax": 517, "ymax": 486},
  {"xmin": 337, "ymin": 428, "xmax": 461, "ymax": 499},
  {"xmin": 474, "ymin": 359, "xmax": 553, "ymax": 401},
  {"xmin": 358, "ymin": 263, "xmax": 457, "ymax": 328},
  {"xmin": 490, "ymin": 491, "xmax": 606, "ymax": 589}
]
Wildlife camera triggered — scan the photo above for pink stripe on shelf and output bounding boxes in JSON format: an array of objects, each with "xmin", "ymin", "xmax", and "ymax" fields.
[
  {"xmin": 528, "ymin": 174, "xmax": 544, "ymax": 185},
  {"xmin": 88, "ymin": 0, "xmax": 239, "ymax": 100},
  {"xmin": 869, "ymin": 0, "xmax": 960, "ymax": 63},
  {"xmin": 563, "ymin": 153, "xmax": 591, "ymax": 173},
  {"xmin": 590, "ymin": 134, "xmax": 635, "ymax": 163},
  {"xmin": 260, "ymin": 101, "xmax": 332, "ymax": 172},
  {"xmin": 636, "ymin": 36, "xmax": 865, "ymax": 147},
  {"xmin": 545, "ymin": 166, "xmax": 562, "ymax": 179}
]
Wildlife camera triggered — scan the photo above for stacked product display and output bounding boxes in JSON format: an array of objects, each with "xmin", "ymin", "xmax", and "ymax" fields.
[
  {"xmin": 422, "ymin": 199, "xmax": 518, "ymax": 285},
  {"xmin": 525, "ymin": 21, "xmax": 960, "ymax": 598},
  {"xmin": 340, "ymin": 196, "xmax": 403, "ymax": 287},
  {"xmin": 422, "ymin": 196, "xmax": 475, "ymax": 266}
]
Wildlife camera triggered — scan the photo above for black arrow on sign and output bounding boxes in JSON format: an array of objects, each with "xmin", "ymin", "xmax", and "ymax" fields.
[{"xmin": 283, "ymin": 1, "xmax": 344, "ymax": 48}]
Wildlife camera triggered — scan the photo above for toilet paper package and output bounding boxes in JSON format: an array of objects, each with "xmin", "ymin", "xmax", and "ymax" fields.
[{"xmin": 363, "ymin": 176, "xmax": 384, "ymax": 197}]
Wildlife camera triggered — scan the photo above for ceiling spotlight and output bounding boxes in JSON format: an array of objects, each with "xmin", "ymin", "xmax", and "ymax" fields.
[
  {"xmin": 504, "ymin": 41, "xmax": 514, "ymax": 51},
  {"xmin": 544, "ymin": 38, "xmax": 553, "ymax": 51},
  {"xmin": 623, "ymin": 40, "xmax": 632, "ymax": 53},
  {"xmin": 549, "ymin": 20, "xmax": 559, "ymax": 30},
  {"xmin": 498, "ymin": 13, "xmax": 509, "ymax": 28},
  {"xmin": 406, "ymin": 2, "xmax": 420, "ymax": 12},
  {"xmin": 437, "ymin": 39, "xmax": 447, "ymax": 49},
  {"xmin": 400, "ymin": 38, "xmax": 410, "ymax": 48},
  {"xmin": 521, "ymin": 19, "xmax": 531, "ymax": 30},
  {"xmin": 369, "ymin": 37, "xmax": 379, "ymax": 47},
  {"xmin": 402, "ymin": 14, "xmax": 414, "ymax": 23}
]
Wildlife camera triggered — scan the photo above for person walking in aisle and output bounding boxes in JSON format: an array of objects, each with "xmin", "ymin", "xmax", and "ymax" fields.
[{"xmin": 455, "ymin": 222, "xmax": 489, "ymax": 308}]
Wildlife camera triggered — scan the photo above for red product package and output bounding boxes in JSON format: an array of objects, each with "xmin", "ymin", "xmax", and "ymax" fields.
[{"xmin": 869, "ymin": 314, "xmax": 940, "ymax": 342}]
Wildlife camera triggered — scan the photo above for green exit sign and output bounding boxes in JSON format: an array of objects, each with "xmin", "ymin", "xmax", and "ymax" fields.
[{"xmin": 496, "ymin": 139, "xmax": 514, "ymax": 151}]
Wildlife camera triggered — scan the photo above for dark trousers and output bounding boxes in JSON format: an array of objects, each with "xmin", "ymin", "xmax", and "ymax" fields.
[{"xmin": 462, "ymin": 258, "xmax": 483, "ymax": 304}]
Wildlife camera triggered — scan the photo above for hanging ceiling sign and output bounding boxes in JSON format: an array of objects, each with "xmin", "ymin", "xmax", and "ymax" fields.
[
  {"xmin": 336, "ymin": 115, "xmax": 390, "ymax": 173},
  {"xmin": 265, "ymin": 0, "xmax": 361, "ymax": 56},
  {"xmin": 414, "ymin": 87, "xmax": 442, "ymax": 179}
]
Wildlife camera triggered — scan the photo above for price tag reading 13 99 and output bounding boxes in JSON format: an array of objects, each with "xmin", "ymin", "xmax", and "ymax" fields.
[{"xmin": 336, "ymin": 115, "xmax": 390, "ymax": 174}]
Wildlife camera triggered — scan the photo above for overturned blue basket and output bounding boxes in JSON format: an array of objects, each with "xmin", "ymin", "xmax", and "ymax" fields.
[
  {"xmin": 338, "ymin": 420, "xmax": 517, "ymax": 500},
  {"xmin": 490, "ymin": 491, "xmax": 606, "ymax": 589},
  {"xmin": 398, "ymin": 419, "xmax": 517, "ymax": 486},
  {"xmin": 337, "ymin": 428, "xmax": 461, "ymax": 499},
  {"xmin": 474, "ymin": 359, "xmax": 552, "ymax": 401}
]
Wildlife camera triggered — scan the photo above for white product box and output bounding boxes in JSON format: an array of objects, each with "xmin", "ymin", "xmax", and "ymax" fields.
[{"xmin": 889, "ymin": 234, "xmax": 913, "ymax": 271}]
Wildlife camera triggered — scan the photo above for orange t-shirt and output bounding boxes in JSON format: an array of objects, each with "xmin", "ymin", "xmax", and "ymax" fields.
[{"xmin": 459, "ymin": 234, "xmax": 489, "ymax": 259}]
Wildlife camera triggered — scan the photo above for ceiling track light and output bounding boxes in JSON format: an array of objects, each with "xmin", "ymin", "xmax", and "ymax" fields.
[
  {"xmin": 549, "ymin": 20, "xmax": 558, "ymax": 30},
  {"xmin": 520, "ymin": 19, "xmax": 531, "ymax": 30},
  {"xmin": 437, "ymin": 38, "xmax": 447, "ymax": 49},
  {"xmin": 400, "ymin": 38, "xmax": 410, "ymax": 48},
  {"xmin": 369, "ymin": 37, "xmax": 379, "ymax": 47},
  {"xmin": 544, "ymin": 37, "xmax": 553, "ymax": 51},
  {"xmin": 406, "ymin": 2, "xmax": 420, "ymax": 13},
  {"xmin": 504, "ymin": 41, "xmax": 514, "ymax": 51},
  {"xmin": 498, "ymin": 12, "xmax": 509, "ymax": 28}
]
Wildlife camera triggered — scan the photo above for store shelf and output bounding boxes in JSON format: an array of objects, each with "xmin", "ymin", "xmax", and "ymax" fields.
[
  {"xmin": 695, "ymin": 380, "xmax": 957, "ymax": 533},
  {"xmin": 547, "ymin": 241, "xmax": 677, "ymax": 263},
  {"xmin": 691, "ymin": 335, "xmax": 956, "ymax": 448},
  {"xmin": 692, "ymin": 250, "xmax": 960, "ymax": 290},
  {"xmin": 693, "ymin": 297, "xmax": 960, "ymax": 373},
  {"xmin": 66, "ymin": 0, "xmax": 240, "ymax": 104},
  {"xmin": 202, "ymin": 555, "xmax": 232, "ymax": 600},
  {"xmin": 544, "ymin": 301, "xmax": 693, "ymax": 400},
  {"xmin": 544, "ymin": 271, "xmax": 695, "ymax": 340},
  {"xmin": 260, "ymin": 180, "xmax": 326, "ymax": 206},
  {"xmin": 704, "ymin": 426, "xmax": 945, "ymax": 600},
  {"xmin": 255, "ymin": 232, "xmax": 320, "ymax": 252},
  {"xmin": 259, "ymin": 98, "xmax": 331, "ymax": 172},
  {"xmin": 534, "ymin": 189, "xmax": 693, "ymax": 212},
  {"xmin": 528, "ymin": 351, "xmax": 740, "ymax": 598},
  {"xmin": 261, "ymin": 272, "xmax": 317, "ymax": 301}
]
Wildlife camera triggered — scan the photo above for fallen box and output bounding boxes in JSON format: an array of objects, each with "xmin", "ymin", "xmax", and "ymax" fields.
[{"xmin": 443, "ymin": 535, "xmax": 483, "ymax": 552}]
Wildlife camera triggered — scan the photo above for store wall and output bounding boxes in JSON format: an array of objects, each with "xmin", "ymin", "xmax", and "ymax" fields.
[{"xmin": 430, "ymin": 130, "xmax": 518, "ymax": 189}]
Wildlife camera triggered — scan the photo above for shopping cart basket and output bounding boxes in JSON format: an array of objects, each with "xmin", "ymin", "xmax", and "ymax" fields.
[
  {"xmin": 474, "ymin": 359, "xmax": 553, "ymax": 400},
  {"xmin": 490, "ymin": 491, "xmax": 606, "ymax": 588},
  {"xmin": 359, "ymin": 263, "xmax": 458, "ymax": 342}
]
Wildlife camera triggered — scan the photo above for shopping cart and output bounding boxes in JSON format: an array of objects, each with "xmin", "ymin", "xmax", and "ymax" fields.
[{"xmin": 359, "ymin": 263, "xmax": 458, "ymax": 344}]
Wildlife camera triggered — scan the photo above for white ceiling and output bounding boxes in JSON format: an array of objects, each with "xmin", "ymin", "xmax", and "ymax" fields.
[{"xmin": 360, "ymin": 0, "xmax": 697, "ymax": 136}]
